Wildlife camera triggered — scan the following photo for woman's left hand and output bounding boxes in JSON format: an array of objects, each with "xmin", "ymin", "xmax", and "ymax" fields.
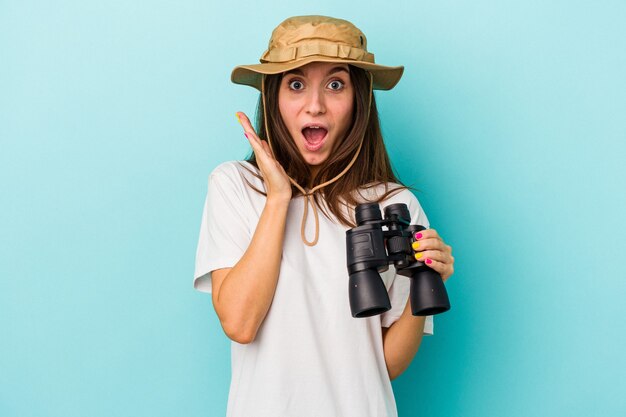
[{"xmin": 411, "ymin": 229, "xmax": 454, "ymax": 282}]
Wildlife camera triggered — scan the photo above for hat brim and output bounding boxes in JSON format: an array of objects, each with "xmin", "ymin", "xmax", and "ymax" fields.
[{"xmin": 231, "ymin": 56, "xmax": 404, "ymax": 91}]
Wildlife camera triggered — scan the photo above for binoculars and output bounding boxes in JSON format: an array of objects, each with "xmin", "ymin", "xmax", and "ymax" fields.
[{"xmin": 346, "ymin": 202, "xmax": 451, "ymax": 318}]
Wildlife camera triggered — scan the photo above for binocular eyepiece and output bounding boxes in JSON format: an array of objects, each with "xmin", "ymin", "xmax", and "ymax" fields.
[{"xmin": 346, "ymin": 203, "xmax": 451, "ymax": 318}]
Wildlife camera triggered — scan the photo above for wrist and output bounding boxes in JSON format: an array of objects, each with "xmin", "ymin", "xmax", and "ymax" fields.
[{"xmin": 266, "ymin": 193, "xmax": 291, "ymax": 207}]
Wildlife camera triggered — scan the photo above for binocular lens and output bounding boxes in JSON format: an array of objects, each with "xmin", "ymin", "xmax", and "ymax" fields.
[
  {"xmin": 355, "ymin": 203, "xmax": 382, "ymax": 225},
  {"xmin": 409, "ymin": 268, "xmax": 451, "ymax": 316},
  {"xmin": 348, "ymin": 269, "xmax": 391, "ymax": 317},
  {"xmin": 383, "ymin": 203, "xmax": 411, "ymax": 224}
]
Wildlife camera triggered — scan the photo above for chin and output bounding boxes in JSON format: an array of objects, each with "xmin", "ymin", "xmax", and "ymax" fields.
[{"xmin": 302, "ymin": 152, "xmax": 329, "ymax": 167}]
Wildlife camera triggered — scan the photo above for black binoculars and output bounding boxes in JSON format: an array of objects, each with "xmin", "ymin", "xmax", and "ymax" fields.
[{"xmin": 346, "ymin": 202, "xmax": 451, "ymax": 318}]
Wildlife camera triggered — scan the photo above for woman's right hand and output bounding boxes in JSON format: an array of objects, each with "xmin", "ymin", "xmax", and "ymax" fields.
[{"xmin": 236, "ymin": 112, "xmax": 292, "ymax": 202}]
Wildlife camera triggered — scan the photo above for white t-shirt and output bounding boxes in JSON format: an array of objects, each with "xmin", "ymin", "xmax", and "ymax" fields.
[{"xmin": 194, "ymin": 161, "xmax": 433, "ymax": 417}]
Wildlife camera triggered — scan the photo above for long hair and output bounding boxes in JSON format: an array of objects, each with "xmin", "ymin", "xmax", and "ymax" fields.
[{"xmin": 242, "ymin": 65, "xmax": 409, "ymax": 228}]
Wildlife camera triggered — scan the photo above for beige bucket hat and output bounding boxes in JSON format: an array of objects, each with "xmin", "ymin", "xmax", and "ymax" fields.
[{"xmin": 231, "ymin": 15, "xmax": 404, "ymax": 91}]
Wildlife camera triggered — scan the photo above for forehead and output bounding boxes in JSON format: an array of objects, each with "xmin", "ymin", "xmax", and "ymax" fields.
[{"xmin": 283, "ymin": 62, "xmax": 350, "ymax": 77}]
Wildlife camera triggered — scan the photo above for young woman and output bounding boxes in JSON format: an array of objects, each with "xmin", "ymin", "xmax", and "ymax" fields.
[{"xmin": 194, "ymin": 15, "xmax": 454, "ymax": 417}]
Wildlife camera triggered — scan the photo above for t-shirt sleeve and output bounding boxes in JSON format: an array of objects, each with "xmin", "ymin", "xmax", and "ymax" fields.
[
  {"xmin": 380, "ymin": 189, "xmax": 434, "ymax": 335},
  {"xmin": 193, "ymin": 164, "xmax": 252, "ymax": 293}
]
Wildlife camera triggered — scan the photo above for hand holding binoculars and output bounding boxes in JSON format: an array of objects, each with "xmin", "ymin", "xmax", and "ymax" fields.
[{"xmin": 346, "ymin": 203, "xmax": 451, "ymax": 318}]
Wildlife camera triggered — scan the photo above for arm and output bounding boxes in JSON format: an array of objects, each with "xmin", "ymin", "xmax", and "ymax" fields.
[
  {"xmin": 382, "ymin": 301, "xmax": 426, "ymax": 380},
  {"xmin": 211, "ymin": 112, "xmax": 293, "ymax": 345},
  {"xmin": 382, "ymin": 228, "xmax": 455, "ymax": 379},
  {"xmin": 212, "ymin": 196, "xmax": 290, "ymax": 344}
]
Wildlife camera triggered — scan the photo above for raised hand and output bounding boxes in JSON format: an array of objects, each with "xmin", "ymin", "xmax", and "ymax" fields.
[
  {"xmin": 411, "ymin": 229, "xmax": 455, "ymax": 282},
  {"xmin": 236, "ymin": 112, "xmax": 292, "ymax": 202}
]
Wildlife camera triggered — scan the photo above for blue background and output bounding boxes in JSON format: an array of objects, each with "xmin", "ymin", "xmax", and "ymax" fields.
[{"xmin": 1, "ymin": 1, "xmax": 625, "ymax": 416}]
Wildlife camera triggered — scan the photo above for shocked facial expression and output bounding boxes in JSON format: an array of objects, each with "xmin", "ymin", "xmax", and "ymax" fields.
[{"xmin": 278, "ymin": 62, "xmax": 354, "ymax": 175}]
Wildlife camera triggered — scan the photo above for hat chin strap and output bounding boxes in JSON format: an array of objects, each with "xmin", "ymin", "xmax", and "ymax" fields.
[{"xmin": 260, "ymin": 73, "xmax": 374, "ymax": 246}]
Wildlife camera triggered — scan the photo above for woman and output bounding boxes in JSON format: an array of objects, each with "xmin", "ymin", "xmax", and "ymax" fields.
[{"xmin": 194, "ymin": 15, "xmax": 454, "ymax": 417}]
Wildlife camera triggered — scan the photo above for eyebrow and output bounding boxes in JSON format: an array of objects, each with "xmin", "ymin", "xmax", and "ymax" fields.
[{"xmin": 284, "ymin": 66, "xmax": 350, "ymax": 77}]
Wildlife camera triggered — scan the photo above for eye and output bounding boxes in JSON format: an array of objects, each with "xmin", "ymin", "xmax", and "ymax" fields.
[
  {"xmin": 327, "ymin": 80, "xmax": 345, "ymax": 91},
  {"xmin": 288, "ymin": 79, "xmax": 304, "ymax": 91}
]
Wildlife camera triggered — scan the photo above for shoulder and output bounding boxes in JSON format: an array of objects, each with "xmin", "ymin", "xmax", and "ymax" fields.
[
  {"xmin": 354, "ymin": 182, "xmax": 419, "ymax": 206},
  {"xmin": 210, "ymin": 160, "xmax": 258, "ymax": 179},
  {"xmin": 381, "ymin": 185, "xmax": 420, "ymax": 206},
  {"xmin": 208, "ymin": 160, "xmax": 262, "ymax": 187},
  {"xmin": 355, "ymin": 182, "xmax": 426, "ymax": 221},
  {"xmin": 208, "ymin": 161, "xmax": 265, "ymax": 199}
]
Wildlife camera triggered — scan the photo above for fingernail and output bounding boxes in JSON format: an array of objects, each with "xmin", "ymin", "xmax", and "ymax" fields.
[
  {"xmin": 414, "ymin": 253, "xmax": 423, "ymax": 260},
  {"xmin": 244, "ymin": 132, "xmax": 249, "ymax": 139},
  {"xmin": 236, "ymin": 113, "xmax": 241, "ymax": 124},
  {"xmin": 425, "ymin": 258, "xmax": 432, "ymax": 264},
  {"xmin": 414, "ymin": 232, "xmax": 423, "ymax": 240},
  {"xmin": 412, "ymin": 241, "xmax": 420, "ymax": 250}
]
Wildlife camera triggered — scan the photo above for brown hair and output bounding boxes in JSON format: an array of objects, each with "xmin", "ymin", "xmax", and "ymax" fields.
[{"xmin": 242, "ymin": 65, "xmax": 409, "ymax": 228}]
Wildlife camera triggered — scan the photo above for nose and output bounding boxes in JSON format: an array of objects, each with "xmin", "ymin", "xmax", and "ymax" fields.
[{"xmin": 305, "ymin": 87, "xmax": 326, "ymax": 115}]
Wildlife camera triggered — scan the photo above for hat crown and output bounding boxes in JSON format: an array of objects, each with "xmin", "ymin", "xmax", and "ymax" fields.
[
  {"xmin": 232, "ymin": 15, "xmax": 403, "ymax": 92},
  {"xmin": 261, "ymin": 15, "xmax": 369, "ymax": 63}
]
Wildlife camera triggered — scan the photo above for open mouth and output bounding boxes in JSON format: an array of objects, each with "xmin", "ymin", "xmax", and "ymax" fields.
[{"xmin": 301, "ymin": 126, "xmax": 328, "ymax": 152}]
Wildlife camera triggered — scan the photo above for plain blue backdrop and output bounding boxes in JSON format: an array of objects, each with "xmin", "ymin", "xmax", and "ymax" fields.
[{"xmin": 1, "ymin": 1, "xmax": 625, "ymax": 416}]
